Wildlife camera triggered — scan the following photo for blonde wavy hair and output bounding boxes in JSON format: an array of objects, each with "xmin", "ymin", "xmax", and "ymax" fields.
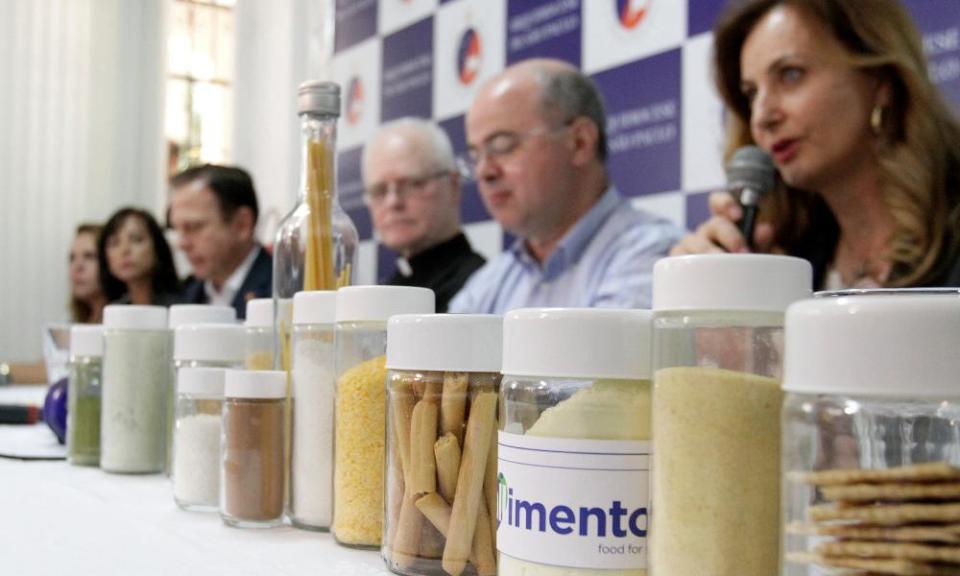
[{"xmin": 714, "ymin": 0, "xmax": 960, "ymax": 287}]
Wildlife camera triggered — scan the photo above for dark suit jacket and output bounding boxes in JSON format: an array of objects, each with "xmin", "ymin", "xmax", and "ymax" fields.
[{"xmin": 181, "ymin": 246, "xmax": 272, "ymax": 319}]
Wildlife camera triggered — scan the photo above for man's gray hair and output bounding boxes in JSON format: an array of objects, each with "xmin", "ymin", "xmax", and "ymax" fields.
[
  {"xmin": 536, "ymin": 67, "xmax": 608, "ymax": 162},
  {"xmin": 362, "ymin": 117, "xmax": 457, "ymax": 182}
]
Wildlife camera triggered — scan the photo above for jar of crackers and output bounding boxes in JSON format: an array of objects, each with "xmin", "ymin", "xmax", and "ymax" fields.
[
  {"xmin": 783, "ymin": 289, "xmax": 960, "ymax": 576},
  {"xmin": 382, "ymin": 314, "xmax": 502, "ymax": 576}
]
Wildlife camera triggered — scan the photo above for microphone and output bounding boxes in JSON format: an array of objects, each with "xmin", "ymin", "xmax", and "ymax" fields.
[{"xmin": 725, "ymin": 146, "xmax": 775, "ymax": 250}]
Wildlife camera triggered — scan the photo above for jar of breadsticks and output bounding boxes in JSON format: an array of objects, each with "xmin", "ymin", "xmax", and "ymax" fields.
[
  {"xmin": 382, "ymin": 314, "xmax": 502, "ymax": 576},
  {"xmin": 333, "ymin": 286, "xmax": 435, "ymax": 549},
  {"xmin": 782, "ymin": 289, "xmax": 960, "ymax": 576}
]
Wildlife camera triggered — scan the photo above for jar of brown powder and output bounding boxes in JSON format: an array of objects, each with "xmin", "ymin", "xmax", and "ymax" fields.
[{"xmin": 220, "ymin": 369, "xmax": 286, "ymax": 528}]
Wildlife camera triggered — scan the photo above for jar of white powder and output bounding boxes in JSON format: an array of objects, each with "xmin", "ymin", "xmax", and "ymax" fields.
[
  {"xmin": 498, "ymin": 308, "xmax": 653, "ymax": 576},
  {"xmin": 650, "ymin": 254, "xmax": 811, "ymax": 576},
  {"xmin": 382, "ymin": 314, "xmax": 502, "ymax": 576},
  {"xmin": 167, "ymin": 305, "xmax": 236, "ymax": 475},
  {"xmin": 172, "ymin": 322, "xmax": 243, "ymax": 477},
  {"xmin": 332, "ymin": 286, "xmax": 434, "ymax": 549},
  {"xmin": 101, "ymin": 305, "xmax": 171, "ymax": 474},
  {"xmin": 173, "ymin": 367, "xmax": 225, "ymax": 511},
  {"xmin": 289, "ymin": 290, "xmax": 337, "ymax": 531},
  {"xmin": 781, "ymin": 289, "xmax": 960, "ymax": 576}
]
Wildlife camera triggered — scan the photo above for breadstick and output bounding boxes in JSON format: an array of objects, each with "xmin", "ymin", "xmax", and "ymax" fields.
[
  {"xmin": 472, "ymin": 498, "xmax": 497, "ymax": 576},
  {"xmin": 391, "ymin": 375, "xmax": 417, "ymax": 485},
  {"xmin": 386, "ymin": 444, "xmax": 405, "ymax": 548},
  {"xmin": 415, "ymin": 492, "xmax": 494, "ymax": 573},
  {"xmin": 484, "ymin": 418, "xmax": 498, "ymax": 544},
  {"xmin": 435, "ymin": 432, "xmax": 461, "ymax": 504},
  {"xmin": 390, "ymin": 493, "xmax": 423, "ymax": 569},
  {"xmin": 419, "ymin": 521, "xmax": 445, "ymax": 559},
  {"xmin": 410, "ymin": 400, "xmax": 439, "ymax": 495},
  {"xmin": 424, "ymin": 375, "xmax": 442, "ymax": 404},
  {"xmin": 443, "ymin": 391, "xmax": 497, "ymax": 576},
  {"xmin": 441, "ymin": 372, "xmax": 469, "ymax": 444}
]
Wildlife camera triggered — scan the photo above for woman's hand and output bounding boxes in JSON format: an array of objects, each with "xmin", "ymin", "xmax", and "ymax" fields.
[{"xmin": 671, "ymin": 191, "xmax": 778, "ymax": 255}]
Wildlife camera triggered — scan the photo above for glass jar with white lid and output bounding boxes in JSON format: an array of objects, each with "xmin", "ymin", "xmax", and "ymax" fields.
[{"xmin": 782, "ymin": 289, "xmax": 960, "ymax": 576}]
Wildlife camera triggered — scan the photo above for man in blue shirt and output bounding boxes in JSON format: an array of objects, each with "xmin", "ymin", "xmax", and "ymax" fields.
[{"xmin": 448, "ymin": 59, "xmax": 685, "ymax": 313}]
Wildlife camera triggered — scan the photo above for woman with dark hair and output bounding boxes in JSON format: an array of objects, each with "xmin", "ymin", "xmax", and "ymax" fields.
[
  {"xmin": 672, "ymin": 0, "xmax": 960, "ymax": 289},
  {"xmin": 99, "ymin": 207, "xmax": 182, "ymax": 306},
  {"xmin": 69, "ymin": 223, "xmax": 107, "ymax": 323}
]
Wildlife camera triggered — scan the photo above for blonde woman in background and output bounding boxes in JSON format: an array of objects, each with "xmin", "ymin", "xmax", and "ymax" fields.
[
  {"xmin": 0, "ymin": 224, "xmax": 108, "ymax": 385},
  {"xmin": 672, "ymin": 0, "xmax": 960, "ymax": 289},
  {"xmin": 69, "ymin": 223, "xmax": 107, "ymax": 323}
]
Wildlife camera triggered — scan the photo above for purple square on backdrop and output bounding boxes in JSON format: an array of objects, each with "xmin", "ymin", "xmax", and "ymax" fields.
[
  {"xmin": 377, "ymin": 243, "xmax": 398, "ymax": 283},
  {"xmin": 507, "ymin": 0, "xmax": 582, "ymax": 67},
  {"xmin": 438, "ymin": 115, "xmax": 492, "ymax": 225},
  {"xmin": 685, "ymin": 189, "xmax": 711, "ymax": 230},
  {"xmin": 904, "ymin": 0, "xmax": 960, "ymax": 113},
  {"xmin": 334, "ymin": 0, "xmax": 378, "ymax": 54},
  {"xmin": 381, "ymin": 17, "xmax": 435, "ymax": 122},
  {"xmin": 688, "ymin": 0, "xmax": 727, "ymax": 37},
  {"xmin": 592, "ymin": 48, "xmax": 682, "ymax": 198},
  {"xmin": 337, "ymin": 146, "xmax": 373, "ymax": 241}
]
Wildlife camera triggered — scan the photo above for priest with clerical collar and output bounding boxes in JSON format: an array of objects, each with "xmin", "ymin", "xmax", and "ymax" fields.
[{"xmin": 362, "ymin": 118, "xmax": 486, "ymax": 312}]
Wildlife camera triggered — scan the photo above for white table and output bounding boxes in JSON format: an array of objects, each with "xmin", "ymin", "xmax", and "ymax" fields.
[{"xmin": 0, "ymin": 444, "xmax": 390, "ymax": 575}]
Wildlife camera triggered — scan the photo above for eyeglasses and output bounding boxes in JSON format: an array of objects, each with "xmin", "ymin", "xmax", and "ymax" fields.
[
  {"xmin": 459, "ymin": 123, "xmax": 572, "ymax": 180},
  {"xmin": 363, "ymin": 171, "xmax": 451, "ymax": 207}
]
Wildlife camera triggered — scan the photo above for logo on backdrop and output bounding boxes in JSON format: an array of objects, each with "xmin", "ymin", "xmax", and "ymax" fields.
[
  {"xmin": 617, "ymin": 0, "xmax": 651, "ymax": 30},
  {"xmin": 456, "ymin": 27, "xmax": 483, "ymax": 86},
  {"xmin": 346, "ymin": 76, "xmax": 364, "ymax": 126}
]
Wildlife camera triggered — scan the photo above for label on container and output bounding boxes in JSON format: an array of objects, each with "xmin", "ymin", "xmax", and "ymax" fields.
[{"xmin": 496, "ymin": 431, "xmax": 651, "ymax": 570}]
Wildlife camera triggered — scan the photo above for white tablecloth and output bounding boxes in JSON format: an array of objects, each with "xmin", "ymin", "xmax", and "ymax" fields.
[{"xmin": 0, "ymin": 455, "xmax": 390, "ymax": 576}]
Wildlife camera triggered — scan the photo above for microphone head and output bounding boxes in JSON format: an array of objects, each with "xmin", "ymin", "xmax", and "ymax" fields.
[{"xmin": 725, "ymin": 146, "xmax": 775, "ymax": 206}]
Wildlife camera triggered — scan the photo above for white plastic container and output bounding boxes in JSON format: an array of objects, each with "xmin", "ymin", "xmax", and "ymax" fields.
[
  {"xmin": 332, "ymin": 286, "xmax": 434, "ymax": 548},
  {"xmin": 382, "ymin": 314, "xmax": 502, "ymax": 576},
  {"xmin": 782, "ymin": 290, "xmax": 960, "ymax": 576},
  {"xmin": 499, "ymin": 308, "xmax": 654, "ymax": 576},
  {"xmin": 650, "ymin": 254, "xmax": 812, "ymax": 576},
  {"xmin": 289, "ymin": 290, "xmax": 337, "ymax": 531},
  {"xmin": 101, "ymin": 305, "xmax": 171, "ymax": 474},
  {"xmin": 173, "ymin": 367, "xmax": 225, "ymax": 511}
]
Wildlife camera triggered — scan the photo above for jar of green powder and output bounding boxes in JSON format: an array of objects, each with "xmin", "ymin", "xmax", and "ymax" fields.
[{"xmin": 67, "ymin": 324, "xmax": 104, "ymax": 466}]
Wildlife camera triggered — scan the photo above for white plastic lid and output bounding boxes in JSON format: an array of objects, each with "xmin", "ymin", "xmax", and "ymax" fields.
[
  {"xmin": 293, "ymin": 291, "xmax": 336, "ymax": 325},
  {"xmin": 174, "ymin": 323, "xmax": 245, "ymax": 362},
  {"xmin": 502, "ymin": 308, "xmax": 653, "ymax": 380},
  {"xmin": 103, "ymin": 305, "xmax": 168, "ymax": 330},
  {"xmin": 784, "ymin": 293, "xmax": 960, "ymax": 398},
  {"xmin": 386, "ymin": 314, "xmax": 502, "ymax": 372},
  {"xmin": 652, "ymin": 254, "xmax": 812, "ymax": 312},
  {"xmin": 178, "ymin": 367, "xmax": 226, "ymax": 397},
  {"xmin": 245, "ymin": 298, "xmax": 292, "ymax": 328},
  {"xmin": 335, "ymin": 286, "xmax": 435, "ymax": 323},
  {"xmin": 70, "ymin": 325, "xmax": 104, "ymax": 357},
  {"xmin": 168, "ymin": 304, "xmax": 236, "ymax": 329},
  {"xmin": 224, "ymin": 369, "xmax": 286, "ymax": 399}
]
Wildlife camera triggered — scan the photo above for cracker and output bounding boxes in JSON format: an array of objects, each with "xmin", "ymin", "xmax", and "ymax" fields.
[
  {"xmin": 791, "ymin": 463, "xmax": 960, "ymax": 486},
  {"xmin": 786, "ymin": 551, "xmax": 960, "ymax": 575},
  {"xmin": 786, "ymin": 521, "xmax": 960, "ymax": 544},
  {"xmin": 821, "ymin": 482, "xmax": 960, "ymax": 503},
  {"xmin": 809, "ymin": 503, "xmax": 960, "ymax": 525},
  {"xmin": 816, "ymin": 540, "xmax": 960, "ymax": 563}
]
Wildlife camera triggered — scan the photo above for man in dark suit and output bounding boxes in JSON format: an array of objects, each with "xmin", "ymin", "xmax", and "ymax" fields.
[
  {"xmin": 363, "ymin": 118, "xmax": 486, "ymax": 312},
  {"xmin": 169, "ymin": 165, "xmax": 271, "ymax": 319}
]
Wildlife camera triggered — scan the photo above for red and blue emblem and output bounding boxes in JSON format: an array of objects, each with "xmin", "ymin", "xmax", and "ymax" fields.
[
  {"xmin": 346, "ymin": 76, "xmax": 364, "ymax": 126},
  {"xmin": 456, "ymin": 27, "xmax": 482, "ymax": 86},
  {"xmin": 617, "ymin": 0, "xmax": 650, "ymax": 29}
]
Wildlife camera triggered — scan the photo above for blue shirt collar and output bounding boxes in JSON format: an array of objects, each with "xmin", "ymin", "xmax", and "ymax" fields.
[{"xmin": 509, "ymin": 186, "xmax": 621, "ymax": 277}]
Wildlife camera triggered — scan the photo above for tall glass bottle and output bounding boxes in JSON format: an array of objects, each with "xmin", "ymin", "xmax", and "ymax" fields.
[{"xmin": 274, "ymin": 79, "xmax": 358, "ymax": 309}]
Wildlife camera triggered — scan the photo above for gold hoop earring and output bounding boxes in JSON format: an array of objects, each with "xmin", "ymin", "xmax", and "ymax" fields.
[{"xmin": 870, "ymin": 105, "xmax": 884, "ymax": 135}]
